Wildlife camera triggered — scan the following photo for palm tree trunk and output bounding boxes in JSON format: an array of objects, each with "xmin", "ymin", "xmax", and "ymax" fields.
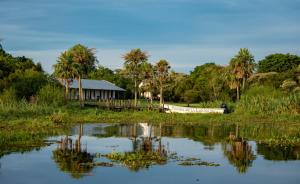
[
  {"xmin": 134, "ymin": 78, "xmax": 137, "ymax": 107},
  {"xmin": 237, "ymin": 86, "xmax": 239, "ymax": 101},
  {"xmin": 78, "ymin": 76, "xmax": 84, "ymax": 108},
  {"xmin": 65, "ymin": 81, "xmax": 69, "ymax": 101},
  {"xmin": 235, "ymin": 124, "xmax": 239, "ymax": 138},
  {"xmin": 160, "ymin": 80, "xmax": 163, "ymax": 107},
  {"xmin": 242, "ymin": 77, "xmax": 246, "ymax": 91},
  {"xmin": 150, "ymin": 91, "xmax": 153, "ymax": 105}
]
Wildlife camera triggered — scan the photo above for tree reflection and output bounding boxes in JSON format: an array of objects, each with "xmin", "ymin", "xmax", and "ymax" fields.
[
  {"xmin": 52, "ymin": 124, "xmax": 94, "ymax": 179},
  {"xmin": 106, "ymin": 123, "xmax": 168, "ymax": 171},
  {"xmin": 257, "ymin": 143, "xmax": 300, "ymax": 160},
  {"xmin": 223, "ymin": 126, "xmax": 256, "ymax": 174}
]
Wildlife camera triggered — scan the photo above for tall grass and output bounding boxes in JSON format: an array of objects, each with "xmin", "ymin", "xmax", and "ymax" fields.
[
  {"xmin": 37, "ymin": 84, "xmax": 65, "ymax": 106},
  {"xmin": 0, "ymin": 86, "xmax": 63, "ymax": 120},
  {"xmin": 236, "ymin": 86, "xmax": 300, "ymax": 115}
]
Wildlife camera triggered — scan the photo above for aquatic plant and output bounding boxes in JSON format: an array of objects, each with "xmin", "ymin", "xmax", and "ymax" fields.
[{"xmin": 105, "ymin": 151, "xmax": 167, "ymax": 171}]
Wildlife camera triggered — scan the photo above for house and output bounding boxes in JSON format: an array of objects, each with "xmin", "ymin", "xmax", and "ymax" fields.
[
  {"xmin": 139, "ymin": 81, "xmax": 153, "ymax": 99},
  {"xmin": 64, "ymin": 79, "xmax": 126, "ymax": 100}
]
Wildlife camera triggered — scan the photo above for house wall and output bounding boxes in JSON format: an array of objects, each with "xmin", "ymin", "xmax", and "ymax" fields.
[{"xmin": 68, "ymin": 88, "xmax": 124, "ymax": 100}]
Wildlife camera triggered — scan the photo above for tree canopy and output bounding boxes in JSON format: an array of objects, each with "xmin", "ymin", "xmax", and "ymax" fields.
[
  {"xmin": 257, "ymin": 53, "xmax": 300, "ymax": 73},
  {"xmin": 0, "ymin": 45, "xmax": 46, "ymax": 99}
]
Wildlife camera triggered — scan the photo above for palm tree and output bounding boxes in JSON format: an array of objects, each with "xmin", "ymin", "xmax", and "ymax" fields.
[
  {"xmin": 155, "ymin": 60, "xmax": 170, "ymax": 106},
  {"xmin": 225, "ymin": 66, "xmax": 241, "ymax": 100},
  {"xmin": 141, "ymin": 62, "xmax": 155, "ymax": 105},
  {"xmin": 54, "ymin": 51, "xmax": 77, "ymax": 100},
  {"xmin": 68, "ymin": 44, "xmax": 97, "ymax": 107},
  {"xmin": 123, "ymin": 49, "xmax": 148, "ymax": 107},
  {"xmin": 229, "ymin": 48, "xmax": 255, "ymax": 100}
]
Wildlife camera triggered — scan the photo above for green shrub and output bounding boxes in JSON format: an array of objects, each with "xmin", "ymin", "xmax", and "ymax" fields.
[
  {"xmin": 236, "ymin": 86, "xmax": 300, "ymax": 115},
  {"xmin": 0, "ymin": 87, "xmax": 55, "ymax": 119},
  {"xmin": 37, "ymin": 84, "xmax": 64, "ymax": 106},
  {"xmin": 0, "ymin": 87, "xmax": 17, "ymax": 105},
  {"xmin": 49, "ymin": 111, "xmax": 68, "ymax": 124}
]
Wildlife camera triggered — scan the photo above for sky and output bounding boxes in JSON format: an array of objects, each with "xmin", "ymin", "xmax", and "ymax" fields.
[{"xmin": 1, "ymin": 0, "xmax": 300, "ymax": 73}]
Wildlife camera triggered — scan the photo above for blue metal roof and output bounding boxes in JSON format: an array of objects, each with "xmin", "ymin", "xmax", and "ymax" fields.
[{"xmin": 68, "ymin": 79, "xmax": 125, "ymax": 91}]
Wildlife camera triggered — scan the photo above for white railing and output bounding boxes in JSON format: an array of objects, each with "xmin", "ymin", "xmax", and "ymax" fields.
[{"xmin": 164, "ymin": 104, "xmax": 224, "ymax": 114}]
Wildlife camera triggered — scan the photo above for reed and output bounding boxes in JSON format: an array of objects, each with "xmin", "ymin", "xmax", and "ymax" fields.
[{"xmin": 235, "ymin": 86, "xmax": 300, "ymax": 115}]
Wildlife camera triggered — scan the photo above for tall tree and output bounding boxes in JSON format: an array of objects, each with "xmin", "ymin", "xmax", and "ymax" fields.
[
  {"xmin": 67, "ymin": 44, "xmax": 97, "ymax": 107},
  {"xmin": 229, "ymin": 48, "xmax": 255, "ymax": 100},
  {"xmin": 155, "ymin": 59, "xmax": 170, "ymax": 106},
  {"xmin": 225, "ymin": 67, "xmax": 241, "ymax": 101},
  {"xmin": 123, "ymin": 49, "xmax": 148, "ymax": 107},
  {"xmin": 140, "ymin": 62, "xmax": 155, "ymax": 105},
  {"xmin": 54, "ymin": 51, "xmax": 77, "ymax": 100}
]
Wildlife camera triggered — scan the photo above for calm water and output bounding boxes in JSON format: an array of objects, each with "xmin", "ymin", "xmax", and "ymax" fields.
[{"xmin": 1, "ymin": 123, "xmax": 300, "ymax": 184}]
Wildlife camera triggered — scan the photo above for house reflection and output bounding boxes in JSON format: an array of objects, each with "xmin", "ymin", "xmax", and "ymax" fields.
[
  {"xmin": 52, "ymin": 124, "xmax": 94, "ymax": 179},
  {"xmin": 107, "ymin": 123, "xmax": 168, "ymax": 171},
  {"xmin": 223, "ymin": 126, "xmax": 256, "ymax": 174},
  {"xmin": 130, "ymin": 123, "xmax": 166, "ymax": 153}
]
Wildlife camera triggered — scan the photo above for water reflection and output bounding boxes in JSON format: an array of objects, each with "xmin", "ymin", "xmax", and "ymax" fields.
[
  {"xmin": 223, "ymin": 140, "xmax": 255, "ymax": 173},
  {"xmin": 222, "ymin": 125, "xmax": 256, "ymax": 173},
  {"xmin": 106, "ymin": 123, "xmax": 169, "ymax": 171},
  {"xmin": 52, "ymin": 124, "xmax": 94, "ymax": 178},
  {"xmin": 91, "ymin": 123, "xmax": 300, "ymax": 173},
  {"xmin": 257, "ymin": 143, "xmax": 300, "ymax": 161},
  {"xmin": 2, "ymin": 122, "xmax": 300, "ymax": 180}
]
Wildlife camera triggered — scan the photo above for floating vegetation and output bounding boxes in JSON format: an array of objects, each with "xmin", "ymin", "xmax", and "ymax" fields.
[
  {"xmin": 104, "ymin": 151, "xmax": 167, "ymax": 171},
  {"xmin": 178, "ymin": 161, "xmax": 220, "ymax": 167},
  {"xmin": 80, "ymin": 162, "xmax": 114, "ymax": 167},
  {"xmin": 103, "ymin": 151, "xmax": 221, "ymax": 170},
  {"xmin": 176, "ymin": 157, "xmax": 220, "ymax": 167}
]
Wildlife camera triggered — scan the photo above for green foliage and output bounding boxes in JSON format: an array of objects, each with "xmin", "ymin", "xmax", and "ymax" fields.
[
  {"xmin": 0, "ymin": 46, "xmax": 46, "ymax": 98},
  {"xmin": 248, "ymin": 72, "xmax": 280, "ymax": 87},
  {"xmin": 68, "ymin": 44, "xmax": 97, "ymax": 76},
  {"xmin": 183, "ymin": 90, "xmax": 199, "ymax": 104},
  {"xmin": 52, "ymin": 149, "xmax": 94, "ymax": 178},
  {"xmin": 155, "ymin": 59, "xmax": 171, "ymax": 105},
  {"xmin": 257, "ymin": 53, "xmax": 300, "ymax": 73},
  {"xmin": 228, "ymin": 48, "xmax": 255, "ymax": 100},
  {"xmin": 123, "ymin": 48, "xmax": 148, "ymax": 80},
  {"xmin": 281, "ymin": 79, "xmax": 298, "ymax": 92},
  {"xmin": 106, "ymin": 151, "xmax": 167, "ymax": 171},
  {"xmin": 182, "ymin": 63, "xmax": 230, "ymax": 102},
  {"xmin": 37, "ymin": 84, "xmax": 64, "ymax": 106},
  {"xmin": 89, "ymin": 67, "xmax": 134, "ymax": 98},
  {"xmin": 49, "ymin": 111, "xmax": 69, "ymax": 124},
  {"xmin": 9, "ymin": 69, "xmax": 47, "ymax": 99},
  {"xmin": 123, "ymin": 48, "xmax": 149, "ymax": 106},
  {"xmin": 89, "ymin": 65, "xmax": 115, "ymax": 82},
  {"xmin": 223, "ymin": 140, "xmax": 255, "ymax": 173},
  {"xmin": 236, "ymin": 86, "xmax": 300, "ymax": 115},
  {"xmin": 0, "ymin": 87, "xmax": 17, "ymax": 105}
]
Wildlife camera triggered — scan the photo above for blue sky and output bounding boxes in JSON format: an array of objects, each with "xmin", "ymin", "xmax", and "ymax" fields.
[{"xmin": 1, "ymin": 0, "xmax": 300, "ymax": 73}]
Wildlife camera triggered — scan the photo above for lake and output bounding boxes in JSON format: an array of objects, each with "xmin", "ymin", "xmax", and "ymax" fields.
[{"xmin": 1, "ymin": 123, "xmax": 300, "ymax": 184}]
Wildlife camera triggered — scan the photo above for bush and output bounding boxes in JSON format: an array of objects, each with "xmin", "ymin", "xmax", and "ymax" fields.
[
  {"xmin": 0, "ymin": 87, "xmax": 17, "ymax": 105},
  {"xmin": 236, "ymin": 86, "xmax": 300, "ymax": 115},
  {"xmin": 37, "ymin": 84, "xmax": 64, "ymax": 106},
  {"xmin": 49, "ymin": 111, "xmax": 68, "ymax": 124},
  {"xmin": 9, "ymin": 69, "xmax": 47, "ymax": 99}
]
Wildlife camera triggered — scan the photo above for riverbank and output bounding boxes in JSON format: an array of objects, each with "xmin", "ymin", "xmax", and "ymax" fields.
[
  {"xmin": 1, "ymin": 101, "xmax": 300, "ymax": 124},
  {"xmin": 1, "ymin": 102, "xmax": 300, "ymax": 152}
]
